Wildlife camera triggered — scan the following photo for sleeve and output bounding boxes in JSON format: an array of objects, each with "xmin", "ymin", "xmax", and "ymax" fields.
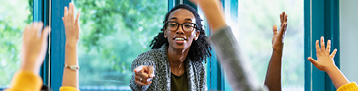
[
  {"xmin": 337, "ymin": 82, "xmax": 358, "ymax": 91},
  {"xmin": 199, "ymin": 62, "xmax": 206, "ymax": 91},
  {"xmin": 5, "ymin": 71, "xmax": 43, "ymax": 91},
  {"xmin": 129, "ymin": 53, "xmax": 156, "ymax": 91},
  {"xmin": 60, "ymin": 86, "xmax": 80, "ymax": 91},
  {"xmin": 209, "ymin": 25, "xmax": 267, "ymax": 91}
]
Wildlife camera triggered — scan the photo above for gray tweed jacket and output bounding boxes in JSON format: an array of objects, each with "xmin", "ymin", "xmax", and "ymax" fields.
[{"xmin": 129, "ymin": 45, "xmax": 206, "ymax": 91}]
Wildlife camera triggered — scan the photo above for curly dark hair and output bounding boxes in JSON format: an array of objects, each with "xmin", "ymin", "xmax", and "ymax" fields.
[{"xmin": 150, "ymin": 4, "xmax": 211, "ymax": 62}]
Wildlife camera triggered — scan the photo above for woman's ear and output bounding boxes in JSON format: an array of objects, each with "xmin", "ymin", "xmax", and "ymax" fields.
[
  {"xmin": 194, "ymin": 30, "xmax": 200, "ymax": 40},
  {"xmin": 164, "ymin": 30, "xmax": 167, "ymax": 38}
]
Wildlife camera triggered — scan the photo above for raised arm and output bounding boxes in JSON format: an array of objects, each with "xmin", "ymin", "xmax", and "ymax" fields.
[
  {"xmin": 6, "ymin": 22, "xmax": 50, "ymax": 91},
  {"xmin": 264, "ymin": 12, "xmax": 287, "ymax": 91},
  {"xmin": 191, "ymin": 0, "xmax": 265, "ymax": 90},
  {"xmin": 307, "ymin": 37, "xmax": 349, "ymax": 89},
  {"xmin": 61, "ymin": 2, "xmax": 80, "ymax": 89}
]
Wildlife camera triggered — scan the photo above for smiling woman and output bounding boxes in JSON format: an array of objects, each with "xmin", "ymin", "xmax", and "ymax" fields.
[
  {"xmin": 130, "ymin": 4, "xmax": 211, "ymax": 91},
  {"xmin": 0, "ymin": 0, "xmax": 32, "ymax": 88}
]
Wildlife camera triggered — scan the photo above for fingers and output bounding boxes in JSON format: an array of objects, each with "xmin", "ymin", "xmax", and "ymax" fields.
[
  {"xmin": 146, "ymin": 66, "xmax": 155, "ymax": 78},
  {"xmin": 41, "ymin": 26, "xmax": 51, "ymax": 39},
  {"xmin": 64, "ymin": 6, "xmax": 68, "ymax": 22},
  {"xmin": 134, "ymin": 66, "xmax": 154, "ymax": 85},
  {"xmin": 135, "ymin": 75, "xmax": 152, "ymax": 85},
  {"xmin": 277, "ymin": 22, "xmax": 287, "ymax": 40},
  {"xmin": 272, "ymin": 25, "xmax": 278, "ymax": 36},
  {"xmin": 284, "ymin": 14, "xmax": 288, "ymax": 23},
  {"xmin": 326, "ymin": 40, "xmax": 331, "ymax": 53},
  {"xmin": 33, "ymin": 22, "xmax": 44, "ymax": 37},
  {"xmin": 135, "ymin": 80, "xmax": 152, "ymax": 85},
  {"xmin": 320, "ymin": 36, "xmax": 326, "ymax": 55},
  {"xmin": 307, "ymin": 57, "xmax": 318, "ymax": 66},
  {"xmin": 75, "ymin": 12, "xmax": 80, "ymax": 25},
  {"xmin": 280, "ymin": 13, "xmax": 283, "ymax": 24},
  {"xmin": 69, "ymin": 3, "xmax": 74, "ymax": 21},
  {"xmin": 330, "ymin": 49, "xmax": 337, "ymax": 59},
  {"xmin": 315, "ymin": 40, "xmax": 321, "ymax": 55}
]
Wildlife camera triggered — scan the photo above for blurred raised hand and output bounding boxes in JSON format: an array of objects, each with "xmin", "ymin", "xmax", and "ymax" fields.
[{"xmin": 21, "ymin": 22, "xmax": 51, "ymax": 74}]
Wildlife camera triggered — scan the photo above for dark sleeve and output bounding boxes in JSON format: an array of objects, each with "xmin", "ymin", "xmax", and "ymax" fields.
[
  {"xmin": 129, "ymin": 53, "xmax": 156, "ymax": 91},
  {"xmin": 209, "ymin": 25, "xmax": 267, "ymax": 91}
]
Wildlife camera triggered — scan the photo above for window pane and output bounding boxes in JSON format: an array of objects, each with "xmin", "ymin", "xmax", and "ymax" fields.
[
  {"xmin": 237, "ymin": 0, "xmax": 304, "ymax": 90},
  {"xmin": 73, "ymin": 0, "xmax": 167, "ymax": 90},
  {"xmin": 0, "ymin": 0, "xmax": 32, "ymax": 88}
]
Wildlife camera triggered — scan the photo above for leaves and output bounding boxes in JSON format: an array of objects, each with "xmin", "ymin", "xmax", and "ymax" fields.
[{"xmin": 74, "ymin": 0, "xmax": 168, "ymax": 86}]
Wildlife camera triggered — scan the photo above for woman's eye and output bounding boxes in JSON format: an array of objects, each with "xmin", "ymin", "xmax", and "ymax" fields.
[
  {"xmin": 169, "ymin": 23, "xmax": 177, "ymax": 27},
  {"xmin": 184, "ymin": 24, "xmax": 192, "ymax": 28}
]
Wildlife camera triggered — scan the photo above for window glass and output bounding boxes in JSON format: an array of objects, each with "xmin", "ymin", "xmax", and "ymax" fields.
[
  {"xmin": 73, "ymin": 0, "xmax": 167, "ymax": 90},
  {"xmin": 237, "ymin": 0, "xmax": 304, "ymax": 90},
  {"xmin": 0, "ymin": 0, "xmax": 32, "ymax": 88}
]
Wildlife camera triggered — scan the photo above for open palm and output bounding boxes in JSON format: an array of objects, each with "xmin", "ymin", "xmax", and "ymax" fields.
[{"xmin": 308, "ymin": 37, "xmax": 337, "ymax": 72}]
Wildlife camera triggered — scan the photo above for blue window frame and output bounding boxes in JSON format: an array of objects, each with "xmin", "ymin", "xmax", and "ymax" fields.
[
  {"xmin": 49, "ymin": 0, "xmax": 70, "ymax": 90},
  {"xmin": 304, "ymin": 0, "xmax": 340, "ymax": 91}
]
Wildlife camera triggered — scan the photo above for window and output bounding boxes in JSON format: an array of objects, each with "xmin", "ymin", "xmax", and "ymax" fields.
[
  {"xmin": 237, "ymin": 0, "xmax": 304, "ymax": 90},
  {"xmin": 0, "ymin": 0, "xmax": 32, "ymax": 89},
  {"xmin": 73, "ymin": 0, "xmax": 168, "ymax": 90}
]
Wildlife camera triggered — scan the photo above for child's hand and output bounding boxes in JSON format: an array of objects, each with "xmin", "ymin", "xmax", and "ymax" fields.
[
  {"xmin": 308, "ymin": 36, "xmax": 337, "ymax": 72},
  {"xmin": 21, "ymin": 22, "xmax": 51, "ymax": 74}
]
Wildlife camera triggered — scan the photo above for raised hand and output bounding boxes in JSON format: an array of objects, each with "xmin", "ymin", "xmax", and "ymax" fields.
[
  {"xmin": 62, "ymin": 3, "xmax": 80, "ymax": 44},
  {"xmin": 133, "ymin": 66, "xmax": 155, "ymax": 85},
  {"xmin": 21, "ymin": 22, "xmax": 51, "ymax": 74},
  {"xmin": 272, "ymin": 12, "xmax": 288, "ymax": 52},
  {"xmin": 308, "ymin": 36, "xmax": 338, "ymax": 72},
  {"xmin": 189, "ymin": 0, "xmax": 225, "ymax": 32}
]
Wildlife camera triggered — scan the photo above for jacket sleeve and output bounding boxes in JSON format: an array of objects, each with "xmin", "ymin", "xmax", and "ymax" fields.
[
  {"xmin": 5, "ymin": 71, "xmax": 43, "ymax": 91},
  {"xmin": 60, "ymin": 86, "xmax": 80, "ymax": 91},
  {"xmin": 129, "ymin": 53, "xmax": 156, "ymax": 91},
  {"xmin": 337, "ymin": 82, "xmax": 358, "ymax": 91},
  {"xmin": 209, "ymin": 25, "xmax": 267, "ymax": 91}
]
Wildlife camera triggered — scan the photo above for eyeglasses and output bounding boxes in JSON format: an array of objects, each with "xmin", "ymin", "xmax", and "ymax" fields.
[{"xmin": 165, "ymin": 21, "xmax": 196, "ymax": 32}]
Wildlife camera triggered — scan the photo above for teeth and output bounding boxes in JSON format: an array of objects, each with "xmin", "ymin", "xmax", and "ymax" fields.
[{"xmin": 175, "ymin": 38, "xmax": 184, "ymax": 41}]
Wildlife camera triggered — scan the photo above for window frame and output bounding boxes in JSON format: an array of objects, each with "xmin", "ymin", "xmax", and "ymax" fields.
[{"xmin": 304, "ymin": 0, "xmax": 340, "ymax": 91}]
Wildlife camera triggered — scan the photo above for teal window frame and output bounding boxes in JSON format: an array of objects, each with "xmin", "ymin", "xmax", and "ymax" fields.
[{"xmin": 304, "ymin": 0, "xmax": 340, "ymax": 91}]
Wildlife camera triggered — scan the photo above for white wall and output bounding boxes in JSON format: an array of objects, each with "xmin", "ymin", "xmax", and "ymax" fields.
[{"xmin": 339, "ymin": 0, "xmax": 358, "ymax": 82}]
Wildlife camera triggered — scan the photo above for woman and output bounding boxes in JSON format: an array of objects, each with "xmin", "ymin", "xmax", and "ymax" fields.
[{"xmin": 130, "ymin": 4, "xmax": 211, "ymax": 91}]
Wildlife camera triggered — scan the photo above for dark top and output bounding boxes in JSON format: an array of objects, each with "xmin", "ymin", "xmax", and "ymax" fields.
[{"xmin": 171, "ymin": 71, "xmax": 188, "ymax": 91}]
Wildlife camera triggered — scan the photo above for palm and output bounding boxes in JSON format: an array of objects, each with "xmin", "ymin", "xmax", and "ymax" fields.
[
  {"xmin": 272, "ymin": 12, "xmax": 287, "ymax": 51},
  {"xmin": 308, "ymin": 37, "xmax": 337, "ymax": 72},
  {"xmin": 62, "ymin": 3, "xmax": 80, "ymax": 42}
]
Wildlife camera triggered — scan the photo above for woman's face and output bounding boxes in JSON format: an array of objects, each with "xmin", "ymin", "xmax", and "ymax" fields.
[{"xmin": 164, "ymin": 9, "xmax": 200, "ymax": 50}]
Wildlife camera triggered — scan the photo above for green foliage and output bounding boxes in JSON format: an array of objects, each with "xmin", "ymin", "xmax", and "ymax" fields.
[
  {"xmin": 73, "ymin": 0, "xmax": 167, "ymax": 86},
  {"xmin": 237, "ymin": 0, "xmax": 304, "ymax": 89},
  {"xmin": 0, "ymin": 0, "xmax": 32, "ymax": 86}
]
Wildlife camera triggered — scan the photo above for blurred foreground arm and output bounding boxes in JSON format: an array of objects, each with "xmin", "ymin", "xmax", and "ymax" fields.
[
  {"xmin": 191, "ymin": 0, "xmax": 266, "ymax": 90},
  {"xmin": 6, "ymin": 22, "xmax": 50, "ymax": 91}
]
